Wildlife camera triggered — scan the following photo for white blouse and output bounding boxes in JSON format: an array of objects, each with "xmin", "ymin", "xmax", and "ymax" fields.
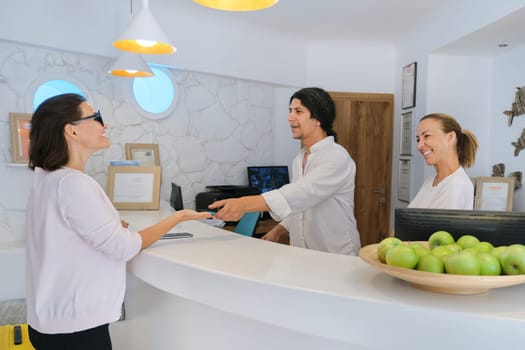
[
  {"xmin": 408, "ymin": 167, "xmax": 474, "ymax": 210},
  {"xmin": 26, "ymin": 167, "xmax": 142, "ymax": 333}
]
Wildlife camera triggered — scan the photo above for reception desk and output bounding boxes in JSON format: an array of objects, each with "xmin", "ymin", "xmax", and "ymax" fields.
[{"xmin": 111, "ymin": 205, "xmax": 525, "ymax": 350}]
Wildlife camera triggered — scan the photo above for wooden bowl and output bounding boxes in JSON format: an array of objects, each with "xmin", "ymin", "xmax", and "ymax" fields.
[{"xmin": 359, "ymin": 243, "xmax": 525, "ymax": 295}]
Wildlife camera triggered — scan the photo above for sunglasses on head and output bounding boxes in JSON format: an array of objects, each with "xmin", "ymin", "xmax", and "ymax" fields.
[{"xmin": 71, "ymin": 110, "xmax": 104, "ymax": 127}]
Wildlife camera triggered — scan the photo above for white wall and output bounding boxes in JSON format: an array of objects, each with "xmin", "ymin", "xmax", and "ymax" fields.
[
  {"xmin": 491, "ymin": 45, "xmax": 525, "ymax": 211},
  {"xmin": 306, "ymin": 40, "xmax": 396, "ymax": 93},
  {"xmin": 426, "ymin": 54, "xmax": 493, "ymax": 180},
  {"xmin": 272, "ymin": 87, "xmax": 301, "ymax": 167}
]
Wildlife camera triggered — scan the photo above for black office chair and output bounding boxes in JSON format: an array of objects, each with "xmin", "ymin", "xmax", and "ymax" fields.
[{"xmin": 234, "ymin": 212, "xmax": 260, "ymax": 237}]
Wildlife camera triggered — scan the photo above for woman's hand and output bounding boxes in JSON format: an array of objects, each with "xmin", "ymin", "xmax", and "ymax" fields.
[
  {"xmin": 139, "ymin": 210, "xmax": 213, "ymax": 249},
  {"xmin": 176, "ymin": 209, "xmax": 213, "ymax": 222}
]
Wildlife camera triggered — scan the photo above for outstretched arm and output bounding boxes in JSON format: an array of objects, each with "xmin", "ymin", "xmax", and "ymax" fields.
[
  {"xmin": 139, "ymin": 210, "xmax": 212, "ymax": 249},
  {"xmin": 209, "ymin": 195, "xmax": 269, "ymax": 221}
]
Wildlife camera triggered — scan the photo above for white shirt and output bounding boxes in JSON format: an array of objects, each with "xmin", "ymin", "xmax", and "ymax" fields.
[
  {"xmin": 408, "ymin": 167, "xmax": 474, "ymax": 210},
  {"xmin": 262, "ymin": 136, "xmax": 361, "ymax": 255},
  {"xmin": 26, "ymin": 167, "xmax": 142, "ymax": 333}
]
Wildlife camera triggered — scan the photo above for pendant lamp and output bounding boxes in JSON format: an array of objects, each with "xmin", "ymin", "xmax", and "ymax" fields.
[
  {"xmin": 113, "ymin": 0, "xmax": 176, "ymax": 54},
  {"xmin": 109, "ymin": 52, "xmax": 154, "ymax": 77},
  {"xmin": 193, "ymin": 0, "xmax": 278, "ymax": 11}
]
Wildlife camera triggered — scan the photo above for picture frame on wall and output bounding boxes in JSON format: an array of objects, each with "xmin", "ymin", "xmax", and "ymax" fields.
[
  {"xmin": 474, "ymin": 176, "xmax": 515, "ymax": 212},
  {"xmin": 9, "ymin": 112, "xmax": 32, "ymax": 163},
  {"xmin": 398, "ymin": 158, "xmax": 411, "ymax": 202},
  {"xmin": 400, "ymin": 111, "xmax": 413, "ymax": 155},
  {"xmin": 125, "ymin": 143, "xmax": 160, "ymax": 167},
  {"xmin": 401, "ymin": 62, "xmax": 417, "ymax": 109},
  {"xmin": 106, "ymin": 166, "xmax": 161, "ymax": 210}
]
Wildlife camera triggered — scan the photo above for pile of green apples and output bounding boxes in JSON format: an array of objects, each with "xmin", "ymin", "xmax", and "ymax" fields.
[{"xmin": 378, "ymin": 231, "xmax": 525, "ymax": 275}]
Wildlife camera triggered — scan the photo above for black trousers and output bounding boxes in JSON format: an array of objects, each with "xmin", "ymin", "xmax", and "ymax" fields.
[{"xmin": 28, "ymin": 324, "xmax": 112, "ymax": 350}]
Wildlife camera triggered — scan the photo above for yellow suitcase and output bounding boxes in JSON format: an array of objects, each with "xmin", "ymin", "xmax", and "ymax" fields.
[{"xmin": 0, "ymin": 324, "xmax": 35, "ymax": 350}]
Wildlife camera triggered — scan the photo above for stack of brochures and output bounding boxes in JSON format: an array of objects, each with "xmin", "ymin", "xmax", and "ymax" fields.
[{"xmin": 109, "ymin": 160, "xmax": 141, "ymax": 166}]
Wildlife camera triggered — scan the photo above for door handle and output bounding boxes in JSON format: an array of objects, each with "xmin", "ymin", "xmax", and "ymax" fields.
[{"xmin": 372, "ymin": 188, "xmax": 385, "ymax": 194}]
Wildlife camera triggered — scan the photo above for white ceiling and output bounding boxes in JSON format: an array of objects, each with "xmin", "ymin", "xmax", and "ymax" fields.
[
  {"xmin": 174, "ymin": 0, "xmax": 525, "ymax": 55},
  {"xmin": 2, "ymin": 0, "xmax": 525, "ymax": 59},
  {"xmin": 433, "ymin": 5, "xmax": 525, "ymax": 56},
  {"xmin": 178, "ymin": 0, "xmax": 447, "ymax": 43}
]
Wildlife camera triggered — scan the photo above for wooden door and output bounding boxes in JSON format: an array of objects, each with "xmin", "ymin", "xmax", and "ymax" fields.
[{"xmin": 330, "ymin": 92, "xmax": 394, "ymax": 246}]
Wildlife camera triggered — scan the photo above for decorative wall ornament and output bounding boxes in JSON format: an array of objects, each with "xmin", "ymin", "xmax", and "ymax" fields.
[
  {"xmin": 511, "ymin": 128, "xmax": 525, "ymax": 156},
  {"xmin": 490, "ymin": 163, "xmax": 522, "ymax": 191},
  {"xmin": 508, "ymin": 171, "xmax": 522, "ymax": 191},
  {"xmin": 503, "ymin": 86, "xmax": 525, "ymax": 126},
  {"xmin": 491, "ymin": 163, "xmax": 505, "ymax": 177}
]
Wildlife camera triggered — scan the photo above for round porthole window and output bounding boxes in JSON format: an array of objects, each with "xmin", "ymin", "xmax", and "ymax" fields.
[
  {"xmin": 33, "ymin": 80, "xmax": 85, "ymax": 110},
  {"xmin": 130, "ymin": 67, "xmax": 177, "ymax": 119}
]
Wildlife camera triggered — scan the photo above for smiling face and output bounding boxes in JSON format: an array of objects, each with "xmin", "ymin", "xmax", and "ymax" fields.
[
  {"xmin": 70, "ymin": 102, "xmax": 109, "ymax": 153},
  {"xmin": 288, "ymin": 98, "xmax": 325, "ymax": 148},
  {"xmin": 416, "ymin": 117, "xmax": 457, "ymax": 166}
]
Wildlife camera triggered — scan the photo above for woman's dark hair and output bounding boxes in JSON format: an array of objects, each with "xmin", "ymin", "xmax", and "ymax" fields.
[
  {"xmin": 29, "ymin": 93, "xmax": 86, "ymax": 171},
  {"xmin": 420, "ymin": 113, "xmax": 478, "ymax": 168},
  {"xmin": 290, "ymin": 87, "xmax": 337, "ymax": 141}
]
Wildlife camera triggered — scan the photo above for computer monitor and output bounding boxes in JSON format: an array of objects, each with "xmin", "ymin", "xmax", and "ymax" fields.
[
  {"xmin": 247, "ymin": 165, "xmax": 290, "ymax": 193},
  {"xmin": 395, "ymin": 208, "xmax": 525, "ymax": 246}
]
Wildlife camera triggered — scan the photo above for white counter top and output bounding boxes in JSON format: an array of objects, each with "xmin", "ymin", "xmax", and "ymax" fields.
[{"xmin": 115, "ymin": 206, "xmax": 525, "ymax": 350}]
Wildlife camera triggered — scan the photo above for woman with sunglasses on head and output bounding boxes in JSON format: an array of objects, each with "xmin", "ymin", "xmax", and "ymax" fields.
[{"xmin": 25, "ymin": 93, "xmax": 211, "ymax": 350}]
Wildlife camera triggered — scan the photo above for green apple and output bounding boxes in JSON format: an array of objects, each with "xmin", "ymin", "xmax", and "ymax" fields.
[
  {"xmin": 475, "ymin": 241, "xmax": 494, "ymax": 254},
  {"xmin": 461, "ymin": 247, "xmax": 478, "ymax": 255},
  {"xmin": 410, "ymin": 244, "xmax": 431, "ymax": 258},
  {"xmin": 386, "ymin": 245, "xmax": 419, "ymax": 269},
  {"xmin": 431, "ymin": 245, "xmax": 454, "ymax": 259},
  {"xmin": 377, "ymin": 237, "xmax": 402, "ymax": 263},
  {"xmin": 416, "ymin": 254, "xmax": 444, "ymax": 273},
  {"xmin": 500, "ymin": 244, "xmax": 525, "ymax": 275},
  {"xmin": 456, "ymin": 235, "xmax": 480, "ymax": 250},
  {"xmin": 477, "ymin": 252, "xmax": 501, "ymax": 276},
  {"xmin": 428, "ymin": 230, "xmax": 455, "ymax": 250},
  {"xmin": 445, "ymin": 251, "xmax": 481, "ymax": 275},
  {"xmin": 446, "ymin": 244, "xmax": 462, "ymax": 254},
  {"xmin": 492, "ymin": 246, "xmax": 508, "ymax": 260}
]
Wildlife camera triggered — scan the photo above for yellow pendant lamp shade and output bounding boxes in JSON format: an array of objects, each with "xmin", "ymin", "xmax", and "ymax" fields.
[
  {"xmin": 109, "ymin": 52, "xmax": 154, "ymax": 77},
  {"xmin": 113, "ymin": 0, "xmax": 176, "ymax": 54},
  {"xmin": 193, "ymin": 0, "xmax": 278, "ymax": 11}
]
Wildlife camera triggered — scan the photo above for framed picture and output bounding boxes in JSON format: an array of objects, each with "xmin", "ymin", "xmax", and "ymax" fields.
[
  {"xmin": 125, "ymin": 143, "xmax": 160, "ymax": 167},
  {"xmin": 398, "ymin": 158, "xmax": 411, "ymax": 202},
  {"xmin": 474, "ymin": 177, "xmax": 514, "ymax": 212},
  {"xmin": 401, "ymin": 62, "xmax": 417, "ymax": 109},
  {"xmin": 9, "ymin": 112, "xmax": 32, "ymax": 163},
  {"xmin": 106, "ymin": 166, "xmax": 161, "ymax": 210},
  {"xmin": 400, "ymin": 111, "xmax": 413, "ymax": 155}
]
